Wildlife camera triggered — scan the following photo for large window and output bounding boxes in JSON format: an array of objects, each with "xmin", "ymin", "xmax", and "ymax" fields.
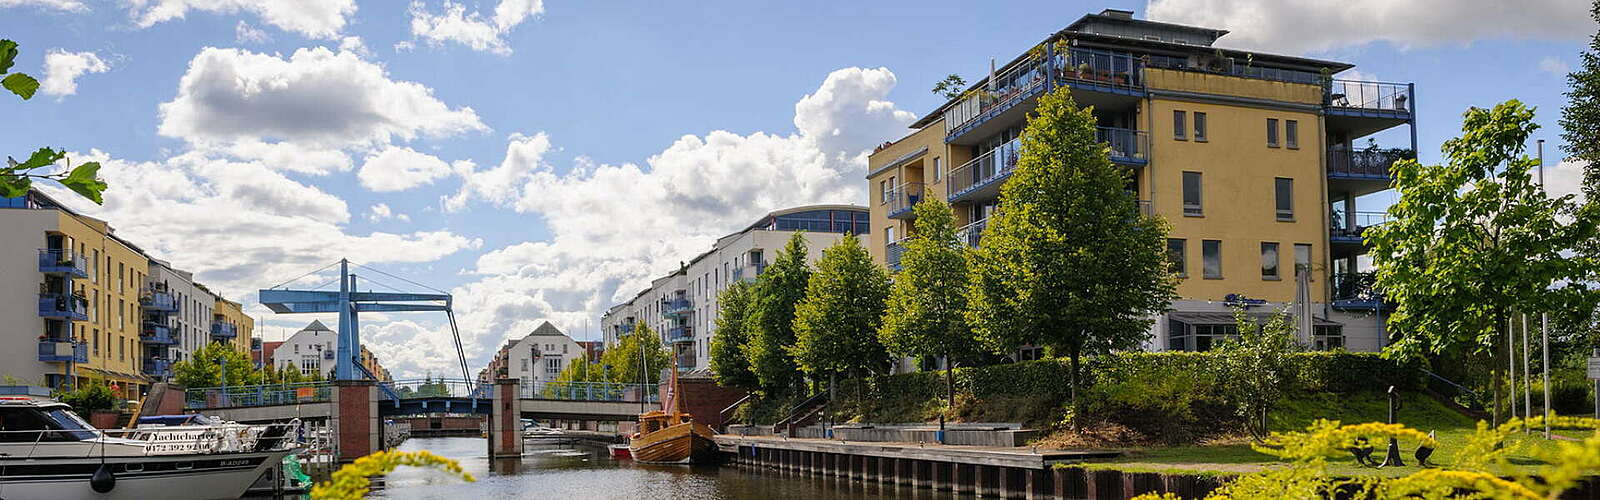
[
  {"xmin": 1193, "ymin": 112, "xmax": 1208, "ymax": 142},
  {"xmin": 1166, "ymin": 239, "xmax": 1187, "ymax": 276},
  {"xmin": 1275, "ymin": 177, "xmax": 1294, "ymax": 221},
  {"xmin": 545, "ymin": 357, "xmax": 562, "ymax": 375},
  {"xmin": 1261, "ymin": 242, "xmax": 1281, "ymax": 280},
  {"xmin": 1202, "ymin": 240, "xmax": 1222, "ymax": 279},
  {"xmin": 1266, "ymin": 118, "xmax": 1280, "ymax": 147},
  {"xmin": 1173, "ymin": 111, "xmax": 1187, "ymax": 140},
  {"xmin": 1182, "ymin": 172, "xmax": 1203, "ymax": 216}
]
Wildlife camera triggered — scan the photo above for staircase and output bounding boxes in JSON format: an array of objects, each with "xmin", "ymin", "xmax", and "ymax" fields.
[{"xmin": 773, "ymin": 391, "xmax": 830, "ymax": 437}]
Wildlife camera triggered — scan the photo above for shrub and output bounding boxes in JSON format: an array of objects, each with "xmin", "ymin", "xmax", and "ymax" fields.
[{"xmin": 56, "ymin": 379, "xmax": 117, "ymax": 415}]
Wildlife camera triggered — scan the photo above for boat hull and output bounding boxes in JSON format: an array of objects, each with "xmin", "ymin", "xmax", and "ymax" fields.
[
  {"xmin": 629, "ymin": 422, "xmax": 716, "ymax": 464},
  {"xmin": 0, "ymin": 449, "xmax": 292, "ymax": 500}
]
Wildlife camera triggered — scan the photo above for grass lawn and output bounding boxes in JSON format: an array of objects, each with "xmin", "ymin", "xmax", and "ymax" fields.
[{"xmin": 1081, "ymin": 392, "xmax": 1575, "ymax": 478}]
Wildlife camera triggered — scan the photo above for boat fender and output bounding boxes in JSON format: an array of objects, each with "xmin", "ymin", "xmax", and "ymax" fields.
[{"xmin": 90, "ymin": 464, "xmax": 116, "ymax": 493}]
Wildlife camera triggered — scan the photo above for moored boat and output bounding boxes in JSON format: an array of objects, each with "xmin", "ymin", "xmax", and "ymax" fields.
[{"xmin": 627, "ymin": 410, "xmax": 716, "ymax": 464}]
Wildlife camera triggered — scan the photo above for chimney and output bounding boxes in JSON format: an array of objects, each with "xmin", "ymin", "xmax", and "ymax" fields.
[{"xmin": 1099, "ymin": 8, "xmax": 1135, "ymax": 20}]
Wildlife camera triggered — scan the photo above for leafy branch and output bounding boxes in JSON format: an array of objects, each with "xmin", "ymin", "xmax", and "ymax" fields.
[{"xmin": 1, "ymin": 38, "xmax": 107, "ymax": 204}]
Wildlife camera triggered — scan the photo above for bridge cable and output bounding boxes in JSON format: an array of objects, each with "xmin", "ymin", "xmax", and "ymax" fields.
[
  {"xmin": 266, "ymin": 260, "xmax": 342, "ymax": 290},
  {"xmin": 348, "ymin": 262, "xmax": 450, "ymax": 295},
  {"xmin": 446, "ymin": 309, "xmax": 473, "ymax": 394}
]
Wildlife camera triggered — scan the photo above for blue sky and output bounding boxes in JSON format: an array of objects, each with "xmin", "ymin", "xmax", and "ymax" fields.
[{"xmin": 2, "ymin": 0, "xmax": 1593, "ymax": 378}]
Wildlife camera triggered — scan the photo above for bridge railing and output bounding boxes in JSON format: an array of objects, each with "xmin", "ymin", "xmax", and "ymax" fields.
[
  {"xmin": 380, "ymin": 378, "xmax": 481, "ymax": 400},
  {"xmin": 185, "ymin": 381, "xmax": 334, "ymax": 409},
  {"xmin": 521, "ymin": 380, "xmax": 660, "ymax": 403}
]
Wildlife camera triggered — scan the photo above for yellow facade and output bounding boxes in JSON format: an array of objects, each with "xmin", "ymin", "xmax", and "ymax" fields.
[
  {"xmin": 213, "ymin": 298, "xmax": 254, "ymax": 353},
  {"xmin": 54, "ymin": 211, "xmax": 149, "ymax": 399}
]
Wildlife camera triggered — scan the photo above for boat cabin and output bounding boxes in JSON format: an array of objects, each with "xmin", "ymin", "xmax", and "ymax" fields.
[
  {"xmin": 0, "ymin": 398, "xmax": 98, "ymax": 442},
  {"xmin": 637, "ymin": 410, "xmax": 694, "ymax": 434}
]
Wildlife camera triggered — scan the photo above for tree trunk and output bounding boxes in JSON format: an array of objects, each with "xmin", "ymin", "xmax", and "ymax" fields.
[
  {"xmin": 1069, "ymin": 346, "xmax": 1081, "ymax": 431},
  {"xmin": 944, "ymin": 352, "xmax": 954, "ymax": 410}
]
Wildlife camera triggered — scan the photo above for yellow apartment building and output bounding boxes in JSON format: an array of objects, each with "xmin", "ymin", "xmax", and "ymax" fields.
[
  {"xmin": 212, "ymin": 297, "xmax": 254, "ymax": 353},
  {"xmin": 867, "ymin": 9, "xmax": 1414, "ymax": 353}
]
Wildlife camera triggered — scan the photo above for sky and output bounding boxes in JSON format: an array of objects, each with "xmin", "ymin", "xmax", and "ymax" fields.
[{"xmin": 2, "ymin": 0, "xmax": 1594, "ymax": 380}]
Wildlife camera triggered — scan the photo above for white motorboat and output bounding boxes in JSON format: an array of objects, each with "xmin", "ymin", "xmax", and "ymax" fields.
[{"xmin": 0, "ymin": 395, "xmax": 299, "ymax": 500}]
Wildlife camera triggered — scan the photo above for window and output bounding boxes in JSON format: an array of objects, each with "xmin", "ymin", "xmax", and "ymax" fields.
[
  {"xmin": 886, "ymin": 226, "xmax": 896, "ymax": 245},
  {"xmin": 545, "ymin": 357, "xmax": 562, "ymax": 375},
  {"xmin": 1182, "ymin": 171, "xmax": 1203, "ymax": 216},
  {"xmin": 521, "ymin": 358, "xmax": 529, "ymax": 371},
  {"xmin": 1202, "ymin": 240, "xmax": 1222, "ymax": 279},
  {"xmin": 91, "ymin": 250, "xmax": 98, "ymax": 283},
  {"xmin": 879, "ymin": 180, "xmax": 888, "ymax": 204},
  {"xmin": 1193, "ymin": 112, "xmax": 1207, "ymax": 142},
  {"xmin": 1285, "ymin": 120, "xmax": 1299, "ymax": 149},
  {"xmin": 1166, "ymin": 239, "xmax": 1187, "ymax": 276},
  {"xmin": 1275, "ymin": 178, "xmax": 1294, "ymax": 221},
  {"xmin": 1173, "ymin": 111, "xmax": 1187, "ymax": 140},
  {"xmin": 1266, "ymin": 118, "xmax": 1280, "ymax": 147},
  {"xmin": 1261, "ymin": 242, "xmax": 1281, "ymax": 280},
  {"xmin": 932, "ymin": 157, "xmax": 942, "ymax": 182},
  {"xmin": 1294, "ymin": 243, "xmax": 1312, "ymax": 277}
]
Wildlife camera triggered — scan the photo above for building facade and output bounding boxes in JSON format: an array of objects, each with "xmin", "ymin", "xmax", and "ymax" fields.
[
  {"xmin": 502, "ymin": 322, "xmax": 586, "ymax": 388},
  {"xmin": 212, "ymin": 297, "xmax": 254, "ymax": 354},
  {"xmin": 146, "ymin": 260, "xmax": 216, "ymax": 367},
  {"xmin": 272, "ymin": 320, "xmax": 337, "ymax": 378},
  {"xmin": 601, "ymin": 205, "xmax": 870, "ymax": 372},
  {"xmin": 866, "ymin": 10, "xmax": 1413, "ymax": 353}
]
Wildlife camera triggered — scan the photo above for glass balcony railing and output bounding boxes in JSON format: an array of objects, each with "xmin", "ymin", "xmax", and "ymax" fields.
[
  {"xmin": 37, "ymin": 249, "xmax": 88, "ymax": 277},
  {"xmin": 141, "ymin": 324, "xmax": 176, "ymax": 344},
  {"xmin": 211, "ymin": 322, "xmax": 237, "ymax": 338},
  {"xmin": 37, "ymin": 293, "xmax": 88, "ymax": 320},
  {"xmin": 947, "ymin": 138, "xmax": 1022, "ymax": 202},
  {"xmin": 668, "ymin": 326, "xmax": 694, "ymax": 343},
  {"xmin": 141, "ymin": 291, "xmax": 178, "ymax": 312},
  {"xmin": 955, "ymin": 218, "xmax": 988, "ymax": 249},
  {"xmin": 944, "ymin": 48, "xmax": 1144, "ymax": 136},
  {"xmin": 661, "ymin": 298, "xmax": 693, "ymax": 317},
  {"xmin": 1330, "ymin": 210, "xmax": 1391, "ymax": 242},
  {"xmin": 1097, "ymin": 127, "xmax": 1148, "ymax": 165},
  {"xmin": 1328, "ymin": 146, "xmax": 1413, "ymax": 179},
  {"xmin": 142, "ymin": 357, "xmax": 173, "ymax": 377},
  {"xmin": 884, "ymin": 182, "xmax": 925, "ymax": 219},
  {"xmin": 1326, "ymin": 80, "xmax": 1412, "ymax": 114},
  {"xmin": 37, "ymin": 339, "xmax": 87, "ymax": 363},
  {"xmin": 886, "ymin": 239, "xmax": 907, "ymax": 271}
]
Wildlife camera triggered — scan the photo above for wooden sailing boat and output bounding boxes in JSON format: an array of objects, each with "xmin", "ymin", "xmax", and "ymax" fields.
[{"xmin": 628, "ymin": 362, "xmax": 716, "ymax": 464}]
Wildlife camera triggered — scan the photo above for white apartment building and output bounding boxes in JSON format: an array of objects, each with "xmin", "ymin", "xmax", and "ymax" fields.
[
  {"xmin": 504, "ymin": 321, "xmax": 586, "ymax": 388},
  {"xmin": 146, "ymin": 260, "xmax": 216, "ymax": 364},
  {"xmin": 600, "ymin": 205, "xmax": 870, "ymax": 372},
  {"xmin": 272, "ymin": 320, "xmax": 337, "ymax": 378}
]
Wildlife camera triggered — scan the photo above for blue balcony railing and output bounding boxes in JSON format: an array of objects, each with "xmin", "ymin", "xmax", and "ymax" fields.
[
  {"xmin": 141, "ymin": 291, "xmax": 178, "ymax": 312},
  {"xmin": 37, "ymin": 249, "xmax": 88, "ymax": 278},
  {"xmin": 1097, "ymin": 127, "xmax": 1148, "ymax": 166},
  {"xmin": 886, "ymin": 239, "xmax": 907, "ymax": 272},
  {"xmin": 1328, "ymin": 146, "xmax": 1413, "ymax": 179},
  {"xmin": 668, "ymin": 326, "xmax": 694, "ymax": 343},
  {"xmin": 884, "ymin": 182, "xmax": 924, "ymax": 220},
  {"xmin": 141, "ymin": 324, "xmax": 176, "ymax": 345},
  {"xmin": 37, "ymin": 339, "xmax": 87, "ymax": 363},
  {"xmin": 944, "ymin": 47, "xmax": 1144, "ymax": 138},
  {"xmin": 661, "ymin": 298, "xmax": 693, "ymax": 317},
  {"xmin": 37, "ymin": 293, "xmax": 88, "ymax": 320},
  {"xmin": 143, "ymin": 357, "xmax": 173, "ymax": 378},
  {"xmin": 211, "ymin": 322, "xmax": 237, "ymax": 339}
]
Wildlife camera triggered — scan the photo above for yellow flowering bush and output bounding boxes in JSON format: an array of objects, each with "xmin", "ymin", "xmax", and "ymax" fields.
[
  {"xmin": 310, "ymin": 450, "xmax": 476, "ymax": 500},
  {"xmin": 1134, "ymin": 416, "xmax": 1600, "ymax": 500}
]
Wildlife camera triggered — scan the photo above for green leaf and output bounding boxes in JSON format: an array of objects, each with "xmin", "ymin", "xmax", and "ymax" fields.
[
  {"xmin": 0, "ymin": 174, "xmax": 31, "ymax": 198},
  {"xmin": 14, "ymin": 147, "xmax": 65, "ymax": 170},
  {"xmin": 3, "ymin": 72, "xmax": 39, "ymax": 100},
  {"xmin": 0, "ymin": 40, "xmax": 17, "ymax": 74},
  {"xmin": 59, "ymin": 161, "xmax": 106, "ymax": 204}
]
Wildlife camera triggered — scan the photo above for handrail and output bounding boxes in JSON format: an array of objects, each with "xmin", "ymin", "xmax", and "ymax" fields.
[
  {"xmin": 1421, "ymin": 369, "xmax": 1484, "ymax": 408},
  {"xmin": 773, "ymin": 391, "xmax": 830, "ymax": 431}
]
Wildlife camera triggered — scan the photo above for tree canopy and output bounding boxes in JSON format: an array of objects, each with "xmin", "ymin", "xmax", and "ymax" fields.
[
  {"xmin": 709, "ymin": 280, "xmax": 759, "ymax": 391},
  {"xmin": 791, "ymin": 233, "xmax": 891, "ymax": 381},
  {"xmin": 1, "ymin": 38, "xmax": 107, "ymax": 203},
  {"xmin": 879, "ymin": 197, "xmax": 982, "ymax": 367},
  {"xmin": 599, "ymin": 321, "xmax": 671, "ymax": 385},
  {"xmin": 744, "ymin": 232, "xmax": 812, "ymax": 392},
  {"xmin": 171, "ymin": 341, "xmax": 261, "ymax": 388}
]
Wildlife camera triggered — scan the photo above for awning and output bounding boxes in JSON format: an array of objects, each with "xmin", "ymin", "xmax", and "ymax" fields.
[
  {"xmin": 77, "ymin": 367, "xmax": 152, "ymax": 384},
  {"xmin": 1169, "ymin": 311, "xmax": 1341, "ymax": 327}
]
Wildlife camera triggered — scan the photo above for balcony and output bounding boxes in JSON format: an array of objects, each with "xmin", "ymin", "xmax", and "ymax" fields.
[
  {"xmin": 886, "ymin": 239, "xmax": 907, "ymax": 271},
  {"xmin": 142, "ymin": 357, "xmax": 172, "ymax": 378},
  {"xmin": 141, "ymin": 291, "xmax": 178, "ymax": 313},
  {"xmin": 211, "ymin": 321, "xmax": 237, "ymax": 339},
  {"xmin": 668, "ymin": 326, "xmax": 694, "ymax": 343},
  {"xmin": 37, "ymin": 293, "xmax": 88, "ymax": 320},
  {"xmin": 1330, "ymin": 210, "xmax": 1390, "ymax": 245},
  {"xmin": 948, "ymin": 137, "xmax": 1021, "ymax": 203},
  {"xmin": 1097, "ymin": 127, "xmax": 1148, "ymax": 166},
  {"xmin": 944, "ymin": 47, "xmax": 1144, "ymax": 144},
  {"xmin": 884, "ymin": 182, "xmax": 925, "ymax": 220},
  {"xmin": 661, "ymin": 297, "xmax": 693, "ymax": 317},
  {"xmin": 1325, "ymin": 79, "xmax": 1414, "ymax": 137},
  {"xmin": 37, "ymin": 249, "xmax": 88, "ymax": 278},
  {"xmin": 1331, "ymin": 272, "xmax": 1391, "ymax": 311},
  {"xmin": 322, "ymin": 350, "xmax": 335, "ymax": 360},
  {"xmin": 1328, "ymin": 145, "xmax": 1413, "ymax": 198},
  {"xmin": 38, "ymin": 339, "xmax": 87, "ymax": 363},
  {"xmin": 141, "ymin": 324, "xmax": 177, "ymax": 345},
  {"xmin": 956, "ymin": 218, "xmax": 988, "ymax": 248}
]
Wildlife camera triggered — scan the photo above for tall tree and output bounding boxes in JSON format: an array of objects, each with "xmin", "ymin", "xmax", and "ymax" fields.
[
  {"xmin": 744, "ymin": 233, "xmax": 812, "ymax": 393},
  {"xmin": 599, "ymin": 322, "xmax": 671, "ymax": 385},
  {"xmin": 791, "ymin": 233, "xmax": 892, "ymax": 387},
  {"xmin": 1216, "ymin": 308, "xmax": 1300, "ymax": 439},
  {"xmin": 171, "ymin": 341, "xmax": 260, "ymax": 388},
  {"xmin": 709, "ymin": 280, "xmax": 759, "ymax": 391},
  {"xmin": 1368, "ymin": 101, "xmax": 1593, "ymax": 425},
  {"xmin": 1562, "ymin": 0, "xmax": 1600, "ymax": 197},
  {"xmin": 964, "ymin": 88, "xmax": 1177, "ymax": 414},
  {"xmin": 879, "ymin": 197, "xmax": 982, "ymax": 410},
  {"xmin": 1, "ymin": 38, "xmax": 107, "ymax": 203}
]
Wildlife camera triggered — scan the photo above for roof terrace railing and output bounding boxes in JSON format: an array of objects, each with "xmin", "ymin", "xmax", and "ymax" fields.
[{"xmin": 1326, "ymin": 79, "xmax": 1411, "ymax": 113}]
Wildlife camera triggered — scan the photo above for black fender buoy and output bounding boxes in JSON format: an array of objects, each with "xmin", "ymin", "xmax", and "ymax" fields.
[{"xmin": 90, "ymin": 464, "xmax": 115, "ymax": 493}]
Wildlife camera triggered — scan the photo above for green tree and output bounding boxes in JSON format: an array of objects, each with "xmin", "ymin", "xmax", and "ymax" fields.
[
  {"xmin": 964, "ymin": 88, "xmax": 1177, "ymax": 415},
  {"xmin": 879, "ymin": 197, "xmax": 981, "ymax": 410},
  {"xmin": 171, "ymin": 341, "xmax": 259, "ymax": 388},
  {"xmin": 600, "ymin": 322, "xmax": 670, "ymax": 385},
  {"xmin": 1562, "ymin": 0, "xmax": 1600, "ymax": 197},
  {"xmin": 791, "ymin": 233, "xmax": 891, "ymax": 390},
  {"xmin": 553, "ymin": 358, "xmax": 605, "ymax": 383},
  {"xmin": 744, "ymin": 233, "xmax": 812, "ymax": 393},
  {"xmin": 709, "ymin": 281, "xmax": 759, "ymax": 391},
  {"xmin": 1215, "ymin": 308, "xmax": 1300, "ymax": 439},
  {"xmin": 1368, "ymin": 101, "xmax": 1594, "ymax": 426},
  {"xmin": 56, "ymin": 378, "xmax": 117, "ymax": 414},
  {"xmin": 1, "ymin": 38, "xmax": 107, "ymax": 203},
  {"xmin": 932, "ymin": 74, "xmax": 967, "ymax": 100}
]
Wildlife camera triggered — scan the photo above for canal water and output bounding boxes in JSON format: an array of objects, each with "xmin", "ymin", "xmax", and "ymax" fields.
[{"xmin": 349, "ymin": 437, "xmax": 963, "ymax": 500}]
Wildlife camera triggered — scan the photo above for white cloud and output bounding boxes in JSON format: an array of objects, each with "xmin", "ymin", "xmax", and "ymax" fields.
[
  {"xmin": 368, "ymin": 203, "xmax": 411, "ymax": 223},
  {"xmin": 234, "ymin": 21, "xmax": 270, "ymax": 44},
  {"xmin": 1146, "ymin": 0, "xmax": 1594, "ymax": 54},
  {"xmin": 406, "ymin": 0, "xmax": 545, "ymax": 55},
  {"xmin": 393, "ymin": 41, "xmax": 416, "ymax": 53},
  {"xmin": 34, "ymin": 150, "xmax": 481, "ymax": 305},
  {"xmin": 359, "ymin": 146, "xmax": 463, "ymax": 192},
  {"xmin": 440, "ymin": 67, "xmax": 914, "ymax": 371},
  {"xmin": 1540, "ymin": 57, "xmax": 1572, "ymax": 78},
  {"xmin": 0, "ymin": 0, "xmax": 85, "ymax": 11},
  {"xmin": 214, "ymin": 140, "xmax": 352, "ymax": 176},
  {"xmin": 39, "ymin": 49, "xmax": 109, "ymax": 98},
  {"xmin": 158, "ymin": 46, "xmax": 487, "ymax": 168},
  {"xmin": 338, "ymin": 36, "xmax": 371, "ymax": 57},
  {"xmin": 1543, "ymin": 159, "xmax": 1588, "ymax": 204},
  {"xmin": 126, "ymin": 0, "xmax": 357, "ymax": 40}
]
